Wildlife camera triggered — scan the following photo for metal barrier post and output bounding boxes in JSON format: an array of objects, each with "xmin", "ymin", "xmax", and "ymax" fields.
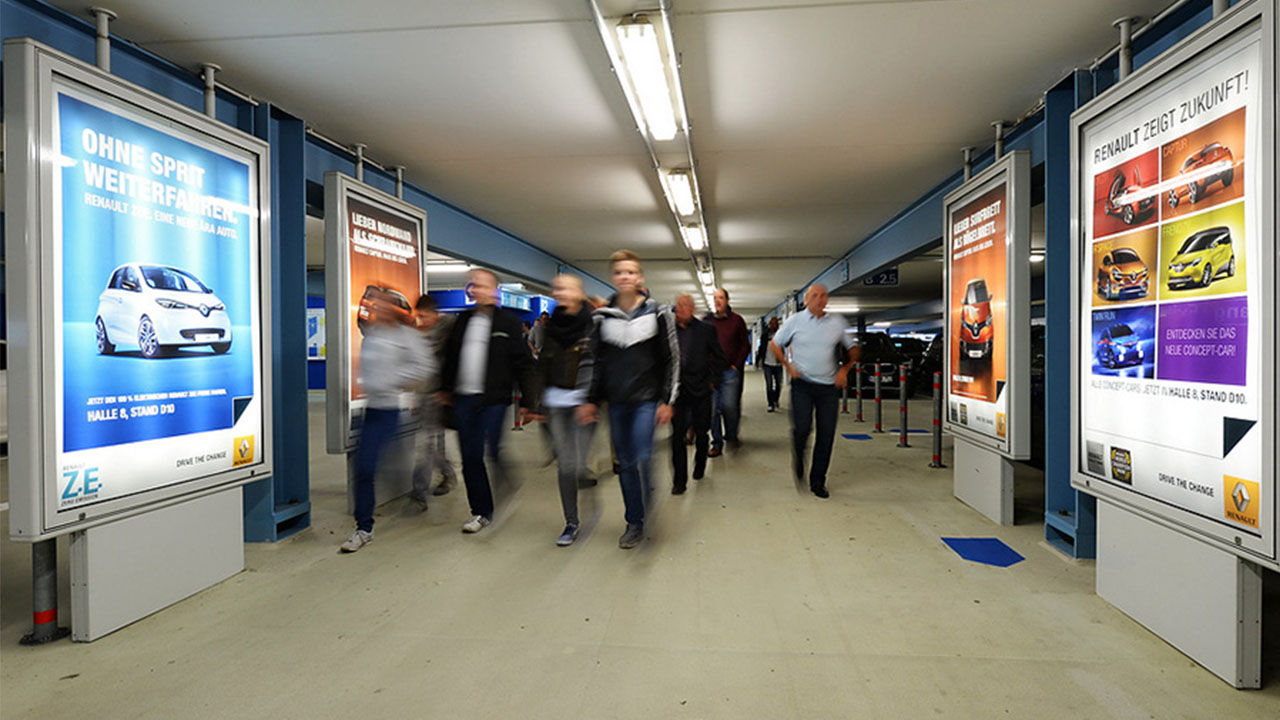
[
  {"xmin": 855, "ymin": 366, "xmax": 864, "ymax": 422},
  {"xmin": 873, "ymin": 365, "xmax": 883, "ymax": 433},
  {"xmin": 897, "ymin": 363, "xmax": 910, "ymax": 448},
  {"xmin": 841, "ymin": 382, "xmax": 849, "ymax": 414},
  {"xmin": 930, "ymin": 371, "xmax": 945, "ymax": 468},
  {"xmin": 20, "ymin": 540, "xmax": 70, "ymax": 645},
  {"xmin": 512, "ymin": 392, "xmax": 523, "ymax": 431}
]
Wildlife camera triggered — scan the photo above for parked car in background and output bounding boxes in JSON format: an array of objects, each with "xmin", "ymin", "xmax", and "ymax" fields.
[
  {"xmin": 1104, "ymin": 166, "xmax": 1156, "ymax": 225},
  {"xmin": 959, "ymin": 278, "xmax": 993, "ymax": 360},
  {"xmin": 1167, "ymin": 226, "xmax": 1235, "ymax": 290},
  {"xmin": 96, "ymin": 263, "xmax": 231, "ymax": 359},
  {"xmin": 1095, "ymin": 323, "xmax": 1144, "ymax": 369},
  {"xmin": 1167, "ymin": 142, "xmax": 1234, "ymax": 208},
  {"xmin": 1096, "ymin": 247, "xmax": 1149, "ymax": 301},
  {"xmin": 850, "ymin": 331, "xmax": 916, "ymax": 396},
  {"xmin": 356, "ymin": 285, "xmax": 413, "ymax": 334}
]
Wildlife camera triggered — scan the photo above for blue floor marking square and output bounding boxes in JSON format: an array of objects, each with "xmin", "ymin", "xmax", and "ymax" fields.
[
  {"xmin": 841, "ymin": 433, "xmax": 873, "ymax": 440},
  {"xmin": 941, "ymin": 537, "xmax": 1025, "ymax": 567}
]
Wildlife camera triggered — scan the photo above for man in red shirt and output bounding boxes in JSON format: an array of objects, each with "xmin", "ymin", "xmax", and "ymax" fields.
[{"xmin": 704, "ymin": 288, "xmax": 749, "ymax": 456}]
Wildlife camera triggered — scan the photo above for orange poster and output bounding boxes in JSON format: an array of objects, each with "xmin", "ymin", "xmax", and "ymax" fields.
[{"xmin": 948, "ymin": 183, "xmax": 1007, "ymax": 404}]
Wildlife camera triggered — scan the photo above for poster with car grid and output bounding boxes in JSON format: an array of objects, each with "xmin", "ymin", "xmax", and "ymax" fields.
[
  {"xmin": 324, "ymin": 172, "xmax": 428, "ymax": 454},
  {"xmin": 4, "ymin": 40, "xmax": 272, "ymax": 539},
  {"xmin": 1072, "ymin": 6, "xmax": 1276, "ymax": 568},
  {"xmin": 943, "ymin": 151, "xmax": 1031, "ymax": 459}
]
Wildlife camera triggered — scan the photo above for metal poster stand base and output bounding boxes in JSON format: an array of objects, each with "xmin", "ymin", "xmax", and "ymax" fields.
[
  {"xmin": 953, "ymin": 437, "xmax": 1014, "ymax": 526},
  {"xmin": 70, "ymin": 488, "xmax": 244, "ymax": 642},
  {"xmin": 1096, "ymin": 501, "xmax": 1262, "ymax": 688}
]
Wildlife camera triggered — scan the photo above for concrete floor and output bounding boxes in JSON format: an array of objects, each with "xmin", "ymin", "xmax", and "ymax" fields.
[{"xmin": 2, "ymin": 371, "xmax": 1278, "ymax": 718}]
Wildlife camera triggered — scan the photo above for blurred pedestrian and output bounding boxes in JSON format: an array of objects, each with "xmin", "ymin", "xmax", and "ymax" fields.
[
  {"xmin": 769, "ymin": 284, "xmax": 860, "ymax": 499},
  {"xmin": 532, "ymin": 275, "xmax": 596, "ymax": 546},
  {"xmin": 578, "ymin": 250, "xmax": 679, "ymax": 549},
  {"xmin": 670, "ymin": 293, "xmax": 725, "ymax": 494},
  {"xmin": 439, "ymin": 268, "xmax": 536, "ymax": 533},
  {"xmin": 341, "ymin": 289, "xmax": 429, "ymax": 553},
  {"xmin": 760, "ymin": 316, "xmax": 783, "ymax": 412},
  {"xmin": 704, "ymin": 288, "xmax": 749, "ymax": 455},
  {"xmin": 409, "ymin": 294, "xmax": 457, "ymax": 509}
]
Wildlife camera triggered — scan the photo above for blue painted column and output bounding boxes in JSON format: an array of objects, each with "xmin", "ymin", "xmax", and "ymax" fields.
[
  {"xmin": 243, "ymin": 104, "xmax": 311, "ymax": 541},
  {"xmin": 1042, "ymin": 71, "xmax": 1095, "ymax": 558}
]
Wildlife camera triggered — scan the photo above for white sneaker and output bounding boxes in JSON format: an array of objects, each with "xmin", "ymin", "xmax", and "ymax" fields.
[
  {"xmin": 340, "ymin": 529, "xmax": 373, "ymax": 553},
  {"xmin": 461, "ymin": 515, "xmax": 491, "ymax": 534}
]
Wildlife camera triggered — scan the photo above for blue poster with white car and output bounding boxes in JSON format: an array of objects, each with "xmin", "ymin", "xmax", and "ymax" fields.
[{"xmin": 57, "ymin": 91, "xmax": 256, "ymax": 454}]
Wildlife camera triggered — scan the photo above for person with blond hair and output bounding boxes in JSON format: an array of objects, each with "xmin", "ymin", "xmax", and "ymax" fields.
[{"xmin": 578, "ymin": 250, "xmax": 679, "ymax": 549}]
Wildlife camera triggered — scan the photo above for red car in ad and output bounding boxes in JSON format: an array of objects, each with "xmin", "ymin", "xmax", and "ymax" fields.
[
  {"xmin": 1104, "ymin": 166, "xmax": 1155, "ymax": 225},
  {"xmin": 356, "ymin": 284, "xmax": 413, "ymax": 334},
  {"xmin": 1167, "ymin": 142, "xmax": 1234, "ymax": 208},
  {"xmin": 959, "ymin": 278, "xmax": 993, "ymax": 360}
]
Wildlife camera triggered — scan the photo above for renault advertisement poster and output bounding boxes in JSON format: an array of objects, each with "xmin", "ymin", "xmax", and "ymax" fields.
[
  {"xmin": 324, "ymin": 172, "xmax": 427, "ymax": 453},
  {"xmin": 4, "ymin": 40, "xmax": 272, "ymax": 539},
  {"xmin": 943, "ymin": 151, "xmax": 1031, "ymax": 459},
  {"xmin": 1071, "ymin": 7, "xmax": 1276, "ymax": 570}
]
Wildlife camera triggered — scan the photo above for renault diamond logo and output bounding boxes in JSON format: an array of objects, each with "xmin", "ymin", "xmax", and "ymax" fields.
[
  {"xmin": 1231, "ymin": 482, "xmax": 1250, "ymax": 513},
  {"xmin": 199, "ymin": 304, "xmax": 211, "ymax": 317},
  {"xmin": 239, "ymin": 438, "xmax": 250, "ymax": 458},
  {"xmin": 232, "ymin": 436, "xmax": 255, "ymax": 467}
]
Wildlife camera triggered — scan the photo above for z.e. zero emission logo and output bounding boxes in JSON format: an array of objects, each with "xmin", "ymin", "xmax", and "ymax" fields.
[
  {"xmin": 1110, "ymin": 448, "xmax": 1132, "ymax": 484},
  {"xmin": 232, "ymin": 436, "xmax": 256, "ymax": 467},
  {"xmin": 1223, "ymin": 476, "xmax": 1259, "ymax": 529}
]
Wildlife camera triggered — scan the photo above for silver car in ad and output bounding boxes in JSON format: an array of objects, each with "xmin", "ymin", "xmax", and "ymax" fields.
[{"xmin": 95, "ymin": 264, "xmax": 231, "ymax": 358}]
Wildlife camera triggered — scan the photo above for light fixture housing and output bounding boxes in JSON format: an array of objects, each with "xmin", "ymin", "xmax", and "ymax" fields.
[
  {"xmin": 663, "ymin": 170, "xmax": 697, "ymax": 217},
  {"xmin": 426, "ymin": 262, "xmax": 471, "ymax": 273},
  {"xmin": 614, "ymin": 16, "xmax": 679, "ymax": 141},
  {"xmin": 682, "ymin": 224, "xmax": 707, "ymax": 252}
]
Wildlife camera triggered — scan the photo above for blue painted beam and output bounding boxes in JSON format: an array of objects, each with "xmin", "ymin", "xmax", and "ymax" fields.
[{"xmin": 244, "ymin": 105, "xmax": 311, "ymax": 542}]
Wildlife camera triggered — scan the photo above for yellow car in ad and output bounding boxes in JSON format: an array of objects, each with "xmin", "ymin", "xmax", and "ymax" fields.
[{"xmin": 1167, "ymin": 226, "xmax": 1235, "ymax": 290}]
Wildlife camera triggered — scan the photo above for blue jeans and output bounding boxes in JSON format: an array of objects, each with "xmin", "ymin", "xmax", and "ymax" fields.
[
  {"xmin": 763, "ymin": 364, "xmax": 783, "ymax": 408},
  {"xmin": 353, "ymin": 407, "xmax": 402, "ymax": 532},
  {"xmin": 453, "ymin": 394, "xmax": 509, "ymax": 519},
  {"xmin": 790, "ymin": 379, "xmax": 839, "ymax": 490},
  {"xmin": 711, "ymin": 368, "xmax": 742, "ymax": 448},
  {"xmin": 609, "ymin": 402, "xmax": 657, "ymax": 526}
]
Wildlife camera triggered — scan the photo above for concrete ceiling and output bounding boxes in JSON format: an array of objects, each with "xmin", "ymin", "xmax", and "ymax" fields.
[{"xmin": 54, "ymin": 0, "xmax": 1170, "ymax": 321}]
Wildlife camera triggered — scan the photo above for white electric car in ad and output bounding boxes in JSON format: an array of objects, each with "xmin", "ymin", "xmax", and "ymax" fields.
[{"xmin": 95, "ymin": 263, "xmax": 232, "ymax": 358}]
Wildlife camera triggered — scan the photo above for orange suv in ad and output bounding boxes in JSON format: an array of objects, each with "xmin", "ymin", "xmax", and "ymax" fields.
[
  {"xmin": 1167, "ymin": 142, "xmax": 1234, "ymax": 208},
  {"xmin": 1096, "ymin": 247, "xmax": 1149, "ymax": 301},
  {"xmin": 959, "ymin": 278, "xmax": 993, "ymax": 360}
]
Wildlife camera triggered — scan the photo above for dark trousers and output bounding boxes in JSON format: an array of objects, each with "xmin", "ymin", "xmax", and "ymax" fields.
[
  {"xmin": 790, "ymin": 379, "xmax": 840, "ymax": 491},
  {"xmin": 353, "ymin": 407, "xmax": 401, "ymax": 532},
  {"xmin": 454, "ymin": 394, "xmax": 508, "ymax": 520},
  {"xmin": 763, "ymin": 364, "xmax": 783, "ymax": 408},
  {"xmin": 671, "ymin": 391, "xmax": 711, "ymax": 489}
]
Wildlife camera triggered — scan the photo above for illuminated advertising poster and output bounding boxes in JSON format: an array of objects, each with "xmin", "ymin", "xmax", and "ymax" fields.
[
  {"xmin": 1072, "ymin": 8, "xmax": 1276, "ymax": 567},
  {"xmin": 3, "ymin": 40, "xmax": 272, "ymax": 538},
  {"xmin": 943, "ymin": 152, "xmax": 1030, "ymax": 458},
  {"xmin": 324, "ymin": 173, "xmax": 427, "ymax": 453}
]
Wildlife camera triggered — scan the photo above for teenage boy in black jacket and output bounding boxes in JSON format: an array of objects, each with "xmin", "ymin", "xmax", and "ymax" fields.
[
  {"xmin": 578, "ymin": 250, "xmax": 679, "ymax": 549},
  {"xmin": 671, "ymin": 293, "xmax": 725, "ymax": 494},
  {"xmin": 440, "ymin": 268, "xmax": 536, "ymax": 533}
]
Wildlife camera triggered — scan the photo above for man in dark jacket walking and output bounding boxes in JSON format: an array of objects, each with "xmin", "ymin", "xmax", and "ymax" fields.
[
  {"xmin": 671, "ymin": 293, "xmax": 725, "ymax": 494},
  {"xmin": 578, "ymin": 250, "xmax": 679, "ymax": 549},
  {"xmin": 440, "ymin": 268, "xmax": 536, "ymax": 534},
  {"xmin": 704, "ymin": 288, "xmax": 750, "ymax": 456}
]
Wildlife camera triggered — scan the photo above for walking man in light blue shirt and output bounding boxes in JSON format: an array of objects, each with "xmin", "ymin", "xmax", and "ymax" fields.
[{"xmin": 769, "ymin": 284, "xmax": 861, "ymax": 498}]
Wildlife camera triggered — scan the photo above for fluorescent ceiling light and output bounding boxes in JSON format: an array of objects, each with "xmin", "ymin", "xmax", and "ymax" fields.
[
  {"xmin": 615, "ymin": 17, "xmax": 679, "ymax": 141},
  {"xmin": 826, "ymin": 304, "xmax": 860, "ymax": 314},
  {"xmin": 427, "ymin": 262, "xmax": 471, "ymax": 272},
  {"xmin": 697, "ymin": 269, "xmax": 714, "ymax": 285},
  {"xmin": 873, "ymin": 321, "xmax": 892, "ymax": 327},
  {"xmin": 663, "ymin": 170, "xmax": 697, "ymax": 217},
  {"xmin": 681, "ymin": 224, "xmax": 706, "ymax": 251},
  {"xmin": 1030, "ymin": 252, "xmax": 1045, "ymax": 263}
]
